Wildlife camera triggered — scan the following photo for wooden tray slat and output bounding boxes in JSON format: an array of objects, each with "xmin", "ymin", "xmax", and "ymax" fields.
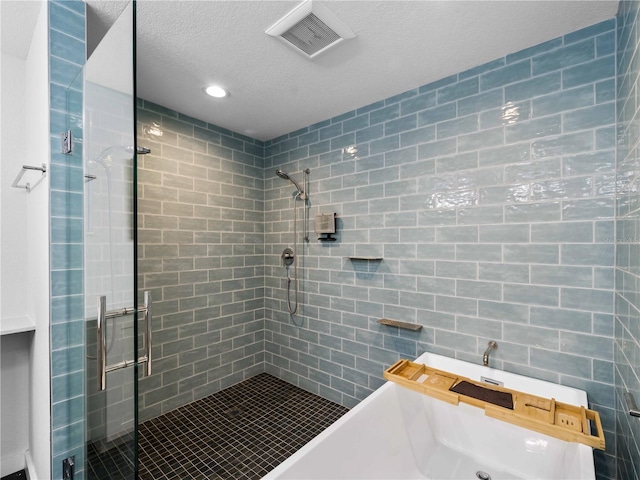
[{"xmin": 384, "ymin": 359, "xmax": 605, "ymax": 450}]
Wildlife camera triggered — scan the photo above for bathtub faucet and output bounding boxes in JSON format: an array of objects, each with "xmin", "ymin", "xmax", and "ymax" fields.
[{"xmin": 483, "ymin": 341, "xmax": 498, "ymax": 367}]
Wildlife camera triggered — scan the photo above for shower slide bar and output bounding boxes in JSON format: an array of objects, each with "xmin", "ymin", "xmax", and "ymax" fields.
[
  {"xmin": 11, "ymin": 163, "xmax": 47, "ymax": 193},
  {"xmin": 97, "ymin": 291, "xmax": 153, "ymax": 391}
]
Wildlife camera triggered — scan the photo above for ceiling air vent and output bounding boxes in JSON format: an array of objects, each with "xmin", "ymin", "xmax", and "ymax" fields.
[{"xmin": 266, "ymin": 1, "xmax": 355, "ymax": 59}]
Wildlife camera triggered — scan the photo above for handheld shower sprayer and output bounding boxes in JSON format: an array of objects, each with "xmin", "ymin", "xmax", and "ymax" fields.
[
  {"xmin": 275, "ymin": 168, "xmax": 310, "ymax": 241},
  {"xmin": 276, "ymin": 168, "xmax": 310, "ymax": 314},
  {"xmin": 276, "ymin": 169, "xmax": 305, "ymax": 199}
]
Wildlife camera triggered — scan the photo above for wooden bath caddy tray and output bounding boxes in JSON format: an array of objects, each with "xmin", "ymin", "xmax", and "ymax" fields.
[{"xmin": 384, "ymin": 359, "xmax": 605, "ymax": 450}]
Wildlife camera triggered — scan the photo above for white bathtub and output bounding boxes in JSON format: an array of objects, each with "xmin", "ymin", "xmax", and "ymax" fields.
[{"xmin": 263, "ymin": 352, "xmax": 596, "ymax": 480}]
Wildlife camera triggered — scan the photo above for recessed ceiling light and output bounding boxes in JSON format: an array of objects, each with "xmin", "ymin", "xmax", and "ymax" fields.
[{"xmin": 205, "ymin": 85, "xmax": 228, "ymax": 98}]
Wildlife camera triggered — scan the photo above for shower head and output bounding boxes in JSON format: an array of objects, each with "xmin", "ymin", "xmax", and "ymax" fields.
[
  {"xmin": 276, "ymin": 169, "xmax": 303, "ymax": 195},
  {"xmin": 93, "ymin": 145, "xmax": 151, "ymax": 162},
  {"xmin": 129, "ymin": 145, "xmax": 152, "ymax": 155},
  {"xmin": 276, "ymin": 169, "xmax": 290, "ymax": 180}
]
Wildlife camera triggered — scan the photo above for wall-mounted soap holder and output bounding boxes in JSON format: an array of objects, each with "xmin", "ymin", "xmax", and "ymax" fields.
[{"xmin": 378, "ymin": 318, "xmax": 421, "ymax": 331}]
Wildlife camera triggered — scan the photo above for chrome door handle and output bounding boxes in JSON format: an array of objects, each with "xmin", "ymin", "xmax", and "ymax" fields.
[
  {"xmin": 142, "ymin": 291, "xmax": 152, "ymax": 377},
  {"xmin": 96, "ymin": 291, "xmax": 153, "ymax": 391},
  {"xmin": 97, "ymin": 295, "xmax": 107, "ymax": 391}
]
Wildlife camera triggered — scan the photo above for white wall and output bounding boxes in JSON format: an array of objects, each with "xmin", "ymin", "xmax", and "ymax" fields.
[
  {"xmin": 0, "ymin": 2, "xmax": 50, "ymax": 478},
  {"xmin": 0, "ymin": 335, "xmax": 31, "ymax": 476},
  {"xmin": 0, "ymin": 50, "xmax": 31, "ymax": 478},
  {"xmin": 25, "ymin": 5, "xmax": 51, "ymax": 479},
  {"xmin": 0, "ymin": 53, "xmax": 28, "ymax": 321}
]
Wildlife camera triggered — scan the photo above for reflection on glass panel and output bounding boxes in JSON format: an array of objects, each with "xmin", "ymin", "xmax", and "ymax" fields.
[{"xmin": 81, "ymin": 2, "xmax": 137, "ymax": 479}]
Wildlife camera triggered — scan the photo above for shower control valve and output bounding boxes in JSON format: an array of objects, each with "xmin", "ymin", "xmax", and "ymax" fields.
[{"xmin": 281, "ymin": 247, "xmax": 295, "ymax": 266}]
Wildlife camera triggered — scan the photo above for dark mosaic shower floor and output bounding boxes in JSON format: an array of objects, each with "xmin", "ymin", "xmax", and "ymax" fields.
[{"xmin": 88, "ymin": 373, "xmax": 350, "ymax": 479}]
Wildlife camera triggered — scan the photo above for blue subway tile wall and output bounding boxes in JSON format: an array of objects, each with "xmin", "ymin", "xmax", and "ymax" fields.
[
  {"xmin": 615, "ymin": 2, "xmax": 640, "ymax": 479},
  {"xmin": 264, "ymin": 19, "xmax": 617, "ymax": 477},
  {"xmin": 136, "ymin": 100, "xmax": 266, "ymax": 421},
  {"xmin": 48, "ymin": 0, "xmax": 86, "ymax": 478}
]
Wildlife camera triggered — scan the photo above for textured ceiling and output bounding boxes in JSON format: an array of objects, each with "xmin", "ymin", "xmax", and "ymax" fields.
[
  {"xmin": 133, "ymin": 1, "xmax": 618, "ymax": 141},
  {"xmin": 6, "ymin": 1, "xmax": 620, "ymax": 141}
]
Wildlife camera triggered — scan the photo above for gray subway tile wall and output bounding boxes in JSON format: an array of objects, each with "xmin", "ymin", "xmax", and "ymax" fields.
[
  {"xmin": 136, "ymin": 100, "xmax": 266, "ymax": 422},
  {"xmin": 615, "ymin": 1, "xmax": 640, "ymax": 479},
  {"xmin": 263, "ymin": 19, "xmax": 617, "ymax": 476}
]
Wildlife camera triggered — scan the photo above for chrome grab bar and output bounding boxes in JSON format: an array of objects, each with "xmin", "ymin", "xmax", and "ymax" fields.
[{"xmin": 96, "ymin": 292, "xmax": 153, "ymax": 391}]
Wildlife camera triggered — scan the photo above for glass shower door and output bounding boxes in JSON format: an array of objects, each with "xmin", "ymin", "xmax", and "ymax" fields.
[{"xmin": 80, "ymin": 2, "xmax": 142, "ymax": 478}]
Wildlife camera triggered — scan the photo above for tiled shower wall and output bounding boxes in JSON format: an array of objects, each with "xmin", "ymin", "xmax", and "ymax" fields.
[
  {"xmin": 615, "ymin": 1, "xmax": 640, "ymax": 478},
  {"xmin": 48, "ymin": 0, "xmax": 87, "ymax": 476},
  {"xmin": 263, "ymin": 19, "xmax": 617, "ymax": 476},
  {"xmin": 136, "ymin": 100, "xmax": 266, "ymax": 421}
]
